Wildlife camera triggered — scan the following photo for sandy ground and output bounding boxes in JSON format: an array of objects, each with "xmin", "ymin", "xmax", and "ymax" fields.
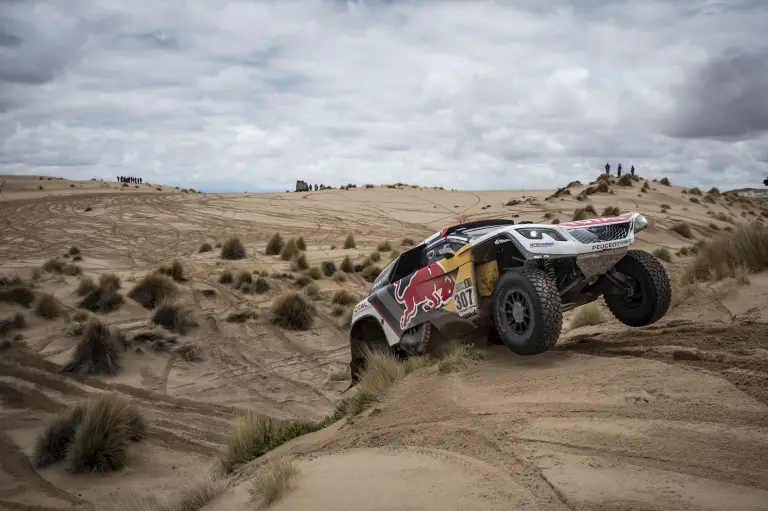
[{"xmin": 0, "ymin": 174, "xmax": 767, "ymax": 511}]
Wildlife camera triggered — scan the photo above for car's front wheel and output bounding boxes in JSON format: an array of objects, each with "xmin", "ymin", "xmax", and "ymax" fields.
[
  {"xmin": 603, "ymin": 249, "xmax": 671, "ymax": 327},
  {"xmin": 491, "ymin": 268, "xmax": 563, "ymax": 355}
]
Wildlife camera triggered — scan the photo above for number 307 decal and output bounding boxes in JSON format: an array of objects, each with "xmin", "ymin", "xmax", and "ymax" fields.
[{"xmin": 454, "ymin": 278, "xmax": 478, "ymax": 318}]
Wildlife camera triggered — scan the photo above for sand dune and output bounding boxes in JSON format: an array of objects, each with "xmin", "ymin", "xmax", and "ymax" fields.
[{"xmin": 0, "ymin": 174, "xmax": 766, "ymax": 511}]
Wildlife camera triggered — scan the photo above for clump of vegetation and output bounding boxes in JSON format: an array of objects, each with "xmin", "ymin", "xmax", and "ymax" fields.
[
  {"xmin": 78, "ymin": 274, "xmax": 124, "ymax": 313},
  {"xmin": 253, "ymin": 277, "xmax": 270, "ymax": 294},
  {"xmin": 332, "ymin": 289, "xmax": 357, "ymax": 306},
  {"xmin": 653, "ymin": 248, "xmax": 673, "ymax": 262},
  {"xmin": 291, "ymin": 252, "xmax": 309, "ymax": 271},
  {"xmin": 157, "ymin": 260, "xmax": 186, "ymax": 282},
  {"xmin": 361, "ymin": 265, "xmax": 382, "ymax": 282},
  {"xmin": 249, "ymin": 457, "xmax": 299, "ymax": 508},
  {"xmin": 265, "ymin": 233, "xmax": 285, "ymax": 255},
  {"xmin": 332, "ymin": 272, "xmax": 347, "ymax": 283},
  {"xmin": 368, "ymin": 251, "xmax": 381, "ymax": 263},
  {"xmin": 340, "ymin": 256, "xmax": 354, "ymax": 273},
  {"xmin": 35, "ymin": 293, "xmax": 61, "ymax": 319},
  {"xmin": 617, "ymin": 174, "xmax": 633, "ymax": 186},
  {"xmin": 343, "ymin": 233, "xmax": 356, "ymax": 249},
  {"xmin": 62, "ymin": 317, "xmax": 123, "ymax": 375},
  {"xmin": 281, "ymin": 239, "xmax": 299, "ymax": 261},
  {"xmin": 670, "ymin": 222, "xmax": 694, "ymax": 239},
  {"xmin": 0, "ymin": 281, "xmax": 35, "ymax": 308},
  {"xmin": 688, "ymin": 187, "xmax": 703, "ymax": 196},
  {"xmin": 221, "ymin": 236, "xmax": 246, "ymax": 260},
  {"xmin": 641, "ymin": 181, "xmax": 650, "ymax": 192},
  {"xmin": 708, "ymin": 187, "xmax": 721, "ymax": 196},
  {"xmin": 689, "ymin": 197, "xmax": 701, "ymax": 204},
  {"xmin": 377, "ymin": 240, "xmax": 391, "ymax": 252},
  {"xmin": 569, "ymin": 302, "xmax": 607, "ymax": 329},
  {"xmin": 64, "ymin": 393, "xmax": 146, "ymax": 473},
  {"xmin": 69, "ymin": 246, "xmax": 81, "ymax": 257},
  {"xmin": 304, "ymin": 281, "xmax": 321, "ymax": 300},
  {"xmin": 270, "ymin": 293, "xmax": 315, "ymax": 330},
  {"xmin": 572, "ymin": 207, "xmax": 595, "ymax": 221},
  {"xmin": 437, "ymin": 344, "xmax": 487, "ymax": 373},
  {"xmin": 235, "ymin": 270, "xmax": 253, "ymax": 290},
  {"xmin": 602, "ymin": 206, "xmax": 620, "ymax": 216},
  {"xmin": 294, "ymin": 275, "xmax": 312, "ymax": 287},
  {"xmin": 127, "ymin": 274, "xmax": 176, "ymax": 309},
  {"xmin": 296, "ymin": 236, "xmax": 307, "ymax": 251},
  {"xmin": 226, "ymin": 309, "xmax": 258, "ymax": 323},
  {"xmin": 682, "ymin": 222, "xmax": 768, "ymax": 284},
  {"xmin": 660, "ymin": 177, "xmax": 671, "ymax": 186},
  {"xmin": 331, "ymin": 305, "xmax": 346, "ymax": 316},
  {"xmin": 219, "ymin": 270, "xmax": 233, "ymax": 284},
  {"xmin": 76, "ymin": 276, "xmax": 98, "ymax": 296},
  {"xmin": 199, "ymin": 242, "xmax": 213, "ymax": 253},
  {"xmin": 151, "ymin": 300, "xmax": 198, "ymax": 334},
  {"xmin": 321, "ymin": 261, "xmax": 337, "ymax": 277},
  {"xmin": 402, "ymin": 238, "xmax": 415, "ymax": 246},
  {"xmin": 709, "ymin": 222, "xmax": 720, "ymax": 231},
  {"xmin": 715, "ymin": 212, "xmax": 732, "ymax": 223},
  {"xmin": 0, "ymin": 312, "xmax": 26, "ymax": 337},
  {"xmin": 42, "ymin": 258, "xmax": 82, "ymax": 276},
  {"xmin": 307, "ymin": 266, "xmax": 322, "ymax": 280}
]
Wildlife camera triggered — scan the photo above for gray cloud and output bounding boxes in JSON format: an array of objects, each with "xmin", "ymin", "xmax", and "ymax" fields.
[{"xmin": 0, "ymin": 0, "xmax": 767, "ymax": 192}]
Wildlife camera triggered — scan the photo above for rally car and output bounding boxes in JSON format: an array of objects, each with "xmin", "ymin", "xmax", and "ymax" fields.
[{"xmin": 348, "ymin": 212, "xmax": 671, "ymax": 381}]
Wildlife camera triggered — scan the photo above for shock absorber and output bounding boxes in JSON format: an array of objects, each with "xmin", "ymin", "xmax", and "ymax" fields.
[{"xmin": 543, "ymin": 258, "xmax": 556, "ymax": 281}]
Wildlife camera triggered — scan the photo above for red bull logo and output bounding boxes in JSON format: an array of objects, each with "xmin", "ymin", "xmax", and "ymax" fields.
[{"xmin": 394, "ymin": 262, "xmax": 455, "ymax": 330}]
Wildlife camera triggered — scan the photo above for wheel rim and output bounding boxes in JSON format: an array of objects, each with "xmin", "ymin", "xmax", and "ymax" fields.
[{"xmin": 503, "ymin": 289, "xmax": 532, "ymax": 335}]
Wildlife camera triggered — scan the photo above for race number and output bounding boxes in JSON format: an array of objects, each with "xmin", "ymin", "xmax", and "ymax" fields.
[{"xmin": 454, "ymin": 278, "xmax": 478, "ymax": 318}]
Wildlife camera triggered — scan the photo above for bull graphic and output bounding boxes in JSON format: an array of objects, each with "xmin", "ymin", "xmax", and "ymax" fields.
[{"xmin": 394, "ymin": 263, "xmax": 455, "ymax": 330}]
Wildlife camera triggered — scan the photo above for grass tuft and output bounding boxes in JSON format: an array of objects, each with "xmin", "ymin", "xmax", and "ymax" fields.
[
  {"xmin": 296, "ymin": 236, "xmax": 307, "ymax": 251},
  {"xmin": 331, "ymin": 289, "xmax": 358, "ymax": 306},
  {"xmin": 35, "ymin": 293, "xmax": 61, "ymax": 319},
  {"xmin": 270, "ymin": 293, "xmax": 315, "ymax": 330},
  {"xmin": 281, "ymin": 239, "xmax": 299, "ymax": 261},
  {"xmin": 63, "ymin": 317, "xmax": 123, "ymax": 375},
  {"xmin": 265, "ymin": 233, "xmax": 285, "ymax": 255},
  {"xmin": 653, "ymin": 248, "xmax": 673, "ymax": 262},
  {"xmin": 340, "ymin": 256, "xmax": 354, "ymax": 273},
  {"xmin": 437, "ymin": 344, "xmax": 487, "ymax": 373},
  {"xmin": 199, "ymin": 242, "xmax": 213, "ymax": 253},
  {"xmin": 682, "ymin": 222, "xmax": 768, "ymax": 283},
  {"xmin": 128, "ymin": 274, "xmax": 177, "ymax": 309},
  {"xmin": 321, "ymin": 261, "xmax": 337, "ymax": 277},
  {"xmin": 670, "ymin": 222, "xmax": 694, "ymax": 239},
  {"xmin": 343, "ymin": 233, "xmax": 356, "ymax": 249},
  {"xmin": 249, "ymin": 458, "xmax": 300, "ymax": 509},
  {"xmin": 151, "ymin": 300, "xmax": 198, "ymax": 334},
  {"xmin": 377, "ymin": 240, "xmax": 391, "ymax": 252},
  {"xmin": 221, "ymin": 236, "xmax": 246, "ymax": 260},
  {"xmin": 218, "ymin": 270, "xmax": 233, "ymax": 284},
  {"xmin": 569, "ymin": 302, "xmax": 607, "ymax": 329}
]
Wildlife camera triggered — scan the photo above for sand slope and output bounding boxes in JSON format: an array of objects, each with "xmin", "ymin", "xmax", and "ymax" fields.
[{"xmin": 0, "ymin": 174, "xmax": 767, "ymax": 511}]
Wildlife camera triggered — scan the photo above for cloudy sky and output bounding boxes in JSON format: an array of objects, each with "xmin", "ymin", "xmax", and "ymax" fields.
[{"xmin": 1, "ymin": 0, "xmax": 767, "ymax": 192}]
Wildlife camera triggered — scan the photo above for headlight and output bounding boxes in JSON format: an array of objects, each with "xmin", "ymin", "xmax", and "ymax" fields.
[
  {"xmin": 516, "ymin": 228, "xmax": 566, "ymax": 242},
  {"xmin": 633, "ymin": 215, "xmax": 649, "ymax": 233}
]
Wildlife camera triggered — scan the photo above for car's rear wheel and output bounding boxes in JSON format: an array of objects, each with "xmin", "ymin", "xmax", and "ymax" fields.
[
  {"xmin": 603, "ymin": 249, "xmax": 671, "ymax": 327},
  {"xmin": 491, "ymin": 268, "xmax": 562, "ymax": 355}
]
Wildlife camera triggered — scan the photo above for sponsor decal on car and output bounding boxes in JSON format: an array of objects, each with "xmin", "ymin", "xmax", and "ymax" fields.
[
  {"xmin": 353, "ymin": 300, "xmax": 371, "ymax": 314},
  {"xmin": 590, "ymin": 240, "xmax": 631, "ymax": 251},
  {"xmin": 394, "ymin": 262, "xmax": 455, "ymax": 330},
  {"xmin": 529, "ymin": 241, "xmax": 555, "ymax": 248}
]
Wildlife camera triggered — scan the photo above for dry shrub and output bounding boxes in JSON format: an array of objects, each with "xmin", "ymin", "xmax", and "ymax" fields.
[
  {"xmin": 249, "ymin": 457, "xmax": 299, "ymax": 509},
  {"xmin": 641, "ymin": 181, "xmax": 650, "ymax": 192},
  {"xmin": 281, "ymin": 239, "xmax": 299, "ymax": 261},
  {"xmin": 307, "ymin": 267, "xmax": 322, "ymax": 280},
  {"xmin": 670, "ymin": 222, "xmax": 693, "ymax": 239},
  {"xmin": 437, "ymin": 344, "xmax": 487, "ymax": 373},
  {"xmin": 291, "ymin": 252, "xmax": 309, "ymax": 271},
  {"xmin": 661, "ymin": 203, "xmax": 671, "ymax": 210},
  {"xmin": 69, "ymin": 246, "xmax": 81, "ymax": 256},
  {"xmin": 79, "ymin": 283, "xmax": 124, "ymax": 314},
  {"xmin": 63, "ymin": 317, "xmax": 123, "ymax": 375},
  {"xmin": 77, "ymin": 276, "xmax": 98, "ymax": 296},
  {"xmin": 270, "ymin": 293, "xmax": 315, "ymax": 330},
  {"xmin": 128, "ymin": 274, "xmax": 176, "ymax": 309},
  {"xmin": 332, "ymin": 272, "xmax": 347, "ymax": 283},
  {"xmin": 709, "ymin": 222, "xmax": 720, "ymax": 231},
  {"xmin": 199, "ymin": 242, "xmax": 213, "ymax": 253},
  {"xmin": 343, "ymin": 233, "xmax": 356, "ymax": 249},
  {"xmin": 369, "ymin": 251, "xmax": 381, "ymax": 263},
  {"xmin": 357, "ymin": 349, "xmax": 405, "ymax": 399},
  {"xmin": 708, "ymin": 187, "xmax": 721, "ymax": 196},
  {"xmin": 689, "ymin": 197, "xmax": 701, "ymax": 204},
  {"xmin": 218, "ymin": 270, "xmax": 233, "ymax": 284},
  {"xmin": 294, "ymin": 275, "xmax": 311, "ymax": 287},
  {"xmin": 32, "ymin": 408, "xmax": 84, "ymax": 469},
  {"xmin": 151, "ymin": 300, "xmax": 198, "ymax": 334},
  {"xmin": 174, "ymin": 343, "xmax": 204, "ymax": 362},
  {"xmin": 660, "ymin": 177, "xmax": 671, "ymax": 186},
  {"xmin": 617, "ymin": 174, "xmax": 633, "ymax": 186},
  {"xmin": 572, "ymin": 208, "xmax": 595, "ymax": 221},
  {"xmin": 163, "ymin": 260, "xmax": 186, "ymax": 282},
  {"xmin": 602, "ymin": 206, "xmax": 620, "ymax": 216},
  {"xmin": 653, "ymin": 248, "xmax": 673, "ymax": 262},
  {"xmin": 35, "ymin": 293, "xmax": 61, "ymax": 319},
  {"xmin": 340, "ymin": 256, "xmax": 353, "ymax": 273},
  {"xmin": 321, "ymin": 261, "xmax": 337, "ymax": 276},
  {"xmin": 402, "ymin": 238, "xmax": 415, "ymax": 246},
  {"xmin": 377, "ymin": 240, "xmax": 391, "ymax": 252},
  {"xmin": 0, "ymin": 282, "xmax": 35, "ymax": 307},
  {"xmin": 67, "ymin": 393, "xmax": 146, "ymax": 473},
  {"xmin": 682, "ymin": 222, "xmax": 768, "ymax": 283},
  {"xmin": 362, "ymin": 265, "xmax": 382, "ymax": 282},
  {"xmin": 688, "ymin": 187, "xmax": 703, "ymax": 196},
  {"xmin": 678, "ymin": 246, "xmax": 690, "ymax": 256},
  {"xmin": 715, "ymin": 212, "xmax": 732, "ymax": 223},
  {"xmin": 330, "ymin": 305, "xmax": 346, "ymax": 317},
  {"xmin": 226, "ymin": 309, "xmax": 258, "ymax": 323},
  {"xmin": 304, "ymin": 282, "xmax": 321, "ymax": 299},
  {"xmin": 296, "ymin": 236, "xmax": 307, "ymax": 251},
  {"xmin": 569, "ymin": 302, "xmax": 607, "ymax": 329},
  {"xmin": 265, "ymin": 233, "xmax": 284, "ymax": 255},
  {"xmin": 253, "ymin": 277, "xmax": 270, "ymax": 294},
  {"xmin": 221, "ymin": 236, "xmax": 246, "ymax": 260},
  {"xmin": 235, "ymin": 270, "xmax": 252, "ymax": 290},
  {"xmin": 332, "ymin": 289, "xmax": 357, "ymax": 306},
  {"xmin": 0, "ymin": 312, "xmax": 26, "ymax": 337},
  {"xmin": 704, "ymin": 194, "xmax": 716, "ymax": 204}
]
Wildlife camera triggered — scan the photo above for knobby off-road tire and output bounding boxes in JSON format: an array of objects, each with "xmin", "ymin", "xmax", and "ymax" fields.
[
  {"xmin": 491, "ymin": 268, "xmax": 563, "ymax": 355},
  {"xmin": 603, "ymin": 249, "xmax": 671, "ymax": 327}
]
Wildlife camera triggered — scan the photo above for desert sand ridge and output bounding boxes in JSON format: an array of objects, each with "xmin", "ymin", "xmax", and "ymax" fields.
[{"xmin": 0, "ymin": 174, "xmax": 767, "ymax": 511}]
